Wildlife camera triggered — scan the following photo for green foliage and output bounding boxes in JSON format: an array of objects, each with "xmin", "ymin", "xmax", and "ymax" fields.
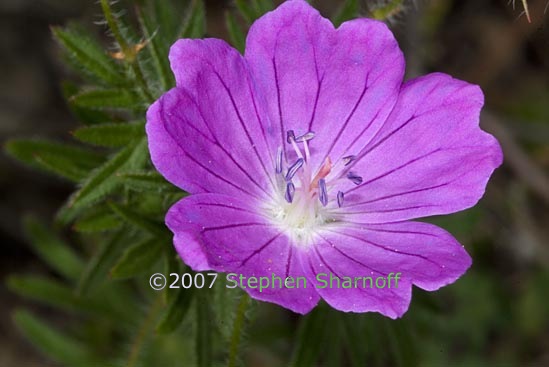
[
  {"xmin": 13, "ymin": 310, "xmax": 106, "ymax": 367},
  {"xmin": 180, "ymin": 0, "xmax": 207, "ymax": 39},
  {"xmin": 110, "ymin": 238, "xmax": 164, "ymax": 279},
  {"xmin": 332, "ymin": 0, "xmax": 360, "ymax": 26},
  {"xmin": 69, "ymin": 138, "xmax": 148, "ymax": 209},
  {"xmin": 73, "ymin": 121, "xmax": 145, "ymax": 147},
  {"xmin": 225, "ymin": 11, "xmax": 247, "ymax": 53},
  {"xmin": 156, "ymin": 287, "xmax": 194, "ymax": 334},
  {"xmin": 225, "ymin": 0, "xmax": 273, "ymax": 51},
  {"xmin": 118, "ymin": 171, "xmax": 177, "ymax": 193},
  {"xmin": 23, "ymin": 216, "xmax": 84, "ymax": 280},
  {"xmin": 371, "ymin": 0, "xmax": 405, "ymax": 20},
  {"xmin": 73, "ymin": 208, "xmax": 122, "ymax": 233},
  {"xmin": 5, "ymin": 139, "xmax": 104, "ymax": 181},
  {"xmin": 52, "ymin": 24, "xmax": 126, "ymax": 86},
  {"xmin": 289, "ymin": 305, "xmax": 331, "ymax": 367},
  {"xmin": 70, "ymin": 88, "xmax": 144, "ymax": 111}
]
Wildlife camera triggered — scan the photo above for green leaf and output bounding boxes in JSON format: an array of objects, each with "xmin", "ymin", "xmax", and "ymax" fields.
[
  {"xmin": 234, "ymin": 0, "xmax": 257, "ymax": 24},
  {"xmin": 225, "ymin": 11, "xmax": 246, "ymax": 53},
  {"xmin": 70, "ymin": 88, "xmax": 143, "ymax": 111},
  {"xmin": 23, "ymin": 216, "xmax": 83, "ymax": 281},
  {"xmin": 290, "ymin": 306, "xmax": 330, "ymax": 367},
  {"xmin": 227, "ymin": 293, "xmax": 251, "ymax": 367},
  {"xmin": 136, "ymin": 5, "xmax": 174, "ymax": 92},
  {"xmin": 383, "ymin": 318, "xmax": 418, "ymax": 367},
  {"xmin": 332, "ymin": 0, "xmax": 359, "ymax": 26},
  {"xmin": 252, "ymin": 0, "xmax": 273, "ymax": 14},
  {"xmin": 4, "ymin": 139, "xmax": 104, "ymax": 181},
  {"xmin": 7, "ymin": 275, "xmax": 123, "ymax": 320},
  {"xmin": 69, "ymin": 138, "xmax": 148, "ymax": 209},
  {"xmin": 73, "ymin": 209, "xmax": 121, "ymax": 233},
  {"xmin": 77, "ymin": 230, "xmax": 129, "ymax": 295},
  {"xmin": 72, "ymin": 121, "xmax": 145, "ymax": 147},
  {"xmin": 180, "ymin": 0, "xmax": 206, "ymax": 38},
  {"xmin": 371, "ymin": 0, "xmax": 404, "ymax": 20},
  {"xmin": 110, "ymin": 238, "xmax": 164, "ymax": 279},
  {"xmin": 34, "ymin": 153, "xmax": 91, "ymax": 181},
  {"xmin": 13, "ymin": 310, "xmax": 105, "ymax": 367},
  {"xmin": 156, "ymin": 287, "xmax": 194, "ymax": 334},
  {"xmin": 108, "ymin": 201, "xmax": 169, "ymax": 238},
  {"xmin": 164, "ymin": 253, "xmax": 183, "ymax": 305},
  {"xmin": 118, "ymin": 171, "xmax": 177, "ymax": 193},
  {"xmin": 62, "ymin": 82, "xmax": 112, "ymax": 125},
  {"xmin": 152, "ymin": 0, "xmax": 183, "ymax": 42},
  {"xmin": 196, "ymin": 290, "xmax": 213, "ymax": 367},
  {"xmin": 52, "ymin": 24, "xmax": 125, "ymax": 86},
  {"xmin": 340, "ymin": 314, "xmax": 369, "ymax": 367}
]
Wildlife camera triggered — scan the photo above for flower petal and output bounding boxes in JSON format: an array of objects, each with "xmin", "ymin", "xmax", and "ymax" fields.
[
  {"xmin": 166, "ymin": 193, "xmax": 320, "ymax": 314},
  {"xmin": 146, "ymin": 39, "xmax": 278, "ymax": 199},
  {"xmin": 340, "ymin": 73, "xmax": 503, "ymax": 222},
  {"xmin": 245, "ymin": 0, "xmax": 404, "ymax": 166},
  {"xmin": 300, "ymin": 220, "xmax": 471, "ymax": 318}
]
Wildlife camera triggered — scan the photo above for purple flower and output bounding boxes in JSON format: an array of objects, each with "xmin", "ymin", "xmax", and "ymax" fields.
[{"xmin": 146, "ymin": 0, "xmax": 503, "ymax": 318}]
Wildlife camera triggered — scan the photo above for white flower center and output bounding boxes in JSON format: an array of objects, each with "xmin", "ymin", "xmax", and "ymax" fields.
[{"xmin": 263, "ymin": 130, "xmax": 362, "ymax": 245}]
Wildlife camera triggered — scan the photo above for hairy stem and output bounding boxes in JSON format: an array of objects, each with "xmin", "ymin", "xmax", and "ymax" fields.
[
  {"xmin": 126, "ymin": 295, "xmax": 163, "ymax": 367},
  {"xmin": 100, "ymin": 0, "xmax": 155, "ymax": 102},
  {"xmin": 227, "ymin": 293, "xmax": 251, "ymax": 367}
]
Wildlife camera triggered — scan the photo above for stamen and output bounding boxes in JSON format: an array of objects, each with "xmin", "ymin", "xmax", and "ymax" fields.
[
  {"xmin": 347, "ymin": 171, "xmax": 363, "ymax": 185},
  {"xmin": 337, "ymin": 191, "xmax": 344, "ymax": 207},
  {"xmin": 319, "ymin": 178, "xmax": 328, "ymax": 206},
  {"xmin": 295, "ymin": 131, "xmax": 315, "ymax": 142},
  {"xmin": 311, "ymin": 157, "xmax": 332, "ymax": 189},
  {"xmin": 285, "ymin": 182, "xmax": 295, "ymax": 203},
  {"xmin": 275, "ymin": 146, "xmax": 283, "ymax": 174},
  {"xmin": 286, "ymin": 130, "xmax": 296, "ymax": 144},
  {"xmin": 287, "ymin": 129, "xmax": 304, "ymax": 159},
  {"xmin": 342, "ymin": 155, "xmax": 356, "ymax": 166},
  {"xmin": 285, "ymin": 158, "xmax": 304, "ymax": 181},
  {"xmin": 303, "ymin": 137, "xmax": 311, "ymax": 162}
]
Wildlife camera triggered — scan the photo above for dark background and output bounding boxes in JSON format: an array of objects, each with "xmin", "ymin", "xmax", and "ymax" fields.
[{"xmin": 1, "ymin": 0, "xmax": 548, "ymax": 365}]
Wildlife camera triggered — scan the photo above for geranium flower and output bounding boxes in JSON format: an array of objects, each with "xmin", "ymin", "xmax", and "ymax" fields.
[{"xmin": 146, "ymin": 0, "xmax": 502, "ymax": 318}]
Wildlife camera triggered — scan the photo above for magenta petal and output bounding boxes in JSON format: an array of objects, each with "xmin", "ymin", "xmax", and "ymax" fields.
[
  {"xmin": 146, "ymin": 39, "xmax": 278, "ymax": 198},
  {"xmin": 299, "ymin": 238, "xmax": 412, "ymax": 319},
  {"xmin": 341, "ymin": 73, "xmax": 503, "ymax": 222},
  {"xmin": 166, "ymin": 194, "xmax": 320, "ymax": 314},
  {"xmin": 301, "ymin": 221, "xmax": 471, "ymax": 318},
  {"xmin": 245, "ymin": 0, "xmax": 404, "ymax": 166}
]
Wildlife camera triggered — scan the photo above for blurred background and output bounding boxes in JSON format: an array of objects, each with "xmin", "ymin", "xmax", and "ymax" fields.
[{"xmin": 1, "ymin": 0, "xmax": 548, "ymax": 366}]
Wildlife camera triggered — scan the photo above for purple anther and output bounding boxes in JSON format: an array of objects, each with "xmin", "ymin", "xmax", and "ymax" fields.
[
  {"xmin": 285, "ymin": 182, "xmax": 295, "ymax": 203},
  {"xmin": 285, "ymin": 158, "xmax": 304, "ymax": 181},
  {"xmin": 342, "ymin": 155, "xmax": 356, "ymax": 166},
  {"xmin": 347, "ymin": 171, "xmax": 363, "ymax": 185},
  {"xmin": 337, "ymin": 191, "xmax": 344, "ymax": 207},
  {"xmin": 286, "ymin": 130, "xmax": 296, "ymax": 144},
  {"xmin": 319, "ymin": 178, "xmax": 328, "ymax": 206}
]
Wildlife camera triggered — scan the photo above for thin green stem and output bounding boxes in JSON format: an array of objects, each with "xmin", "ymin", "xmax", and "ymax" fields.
[
  {"xmin": 196, "ymin": 290, "xmax": 212, "ymax": 367},
  {"xmin": 227, "ymin": 293, "xmax": 251, "ymax": 367},
  {"xmin": 100, "ymin": 0, "xmax": 154, "ymax": 102},
  {"xmin": 100, "ymin": 0, "xmax": 129, "ymax": 52},
  {"xmin": 126, "ymin": 295, "xmax": 163, "ymax": 367},
  {"xmin": 131, "ymin": 62, "xmax": 155, "ymax": 103}
]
